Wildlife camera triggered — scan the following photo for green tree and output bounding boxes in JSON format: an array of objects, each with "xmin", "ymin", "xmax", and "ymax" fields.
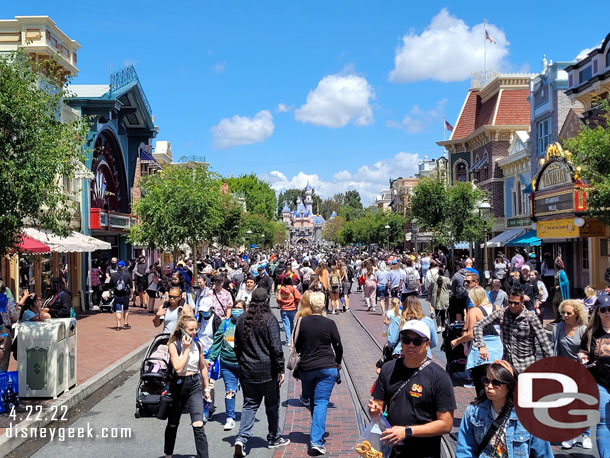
[
  {"xmin": 322, "ymin": 215, "xmax": 346, "ymax": 244},
  {"xmin": 130, "ymin": 164, "xmax": 223, "ymax": 257},
  {"xmin": 271, "ymin": 221, "xmax": 287, "ymax": 247},
  {"xmin": 0, "ymin": 51, "xmax": 88, "ymax": 256},
  {"xmin": 411, "ymin": 177, "xmax": 450, "ymax": 246},
  {"xmin": 226, "ymin": 173, "xmax": 277, "ymax": 220},
  {"xmin": 320, "ymin": 198, "xmax": 341, "ymax": 219},
  {"xmin": 445, "ymin": 182, "xmax": 492, "ymax": 244},
  {"xmin": 212, "ymin": 195, "xmax": 243, "ymax": 248},
  {"xmin": 344, "ymin": 190, "xmax": 363, "ymax": 209},
  {"xmin": 241, "ymin": 213, "xmax": 274, "ymax": 248},
  {"xmin": 564, "ymin": 99, "xmax": 610, "ymax": 223}
]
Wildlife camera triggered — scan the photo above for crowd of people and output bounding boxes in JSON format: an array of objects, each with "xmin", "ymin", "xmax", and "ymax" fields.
[{"xmin": 2, "ymin": 246, "xmax": 610, "ymax": 458}]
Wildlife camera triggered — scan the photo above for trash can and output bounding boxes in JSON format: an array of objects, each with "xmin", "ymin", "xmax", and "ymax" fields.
[
  {"xmin": 17, "ymin": 320, "xmax": 68, "ymax": 399},
  {"xmin": 61, "ymin": 318, "xmax": 77, "ymax": 389}
]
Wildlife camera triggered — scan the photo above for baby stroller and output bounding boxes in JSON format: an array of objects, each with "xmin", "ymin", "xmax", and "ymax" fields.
[
  {"xmin": 135, "ymin": 333, "xmax": 172, "ymax": 418},
  {"xmin": 441, "ymin": 321, "xmax": 467, "ymax": 374},
  {"xmin": 99, "ymin": 290, "xmax": 114, "ymax": 313}
]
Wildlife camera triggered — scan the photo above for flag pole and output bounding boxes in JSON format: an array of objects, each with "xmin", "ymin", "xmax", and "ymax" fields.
[
  {"xmin": 443, "ymin": 114, "xmax": 446, "ymax": 142},
  {"xmin": 484, "ymin": 18, "xmax": 487, "ymax": 76}
]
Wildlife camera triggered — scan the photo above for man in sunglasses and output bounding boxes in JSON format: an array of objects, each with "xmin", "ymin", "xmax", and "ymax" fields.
[
  {"xmin": 153, "ymin": 286, "xmax": 193, "ymax": 334},
  {"xmin": 473, "ymin": 288, "xmax": 552, "ymax": 374},
  {"xmin": 369, "ymin": 320, "xmax": 455, "ymax": 458}
]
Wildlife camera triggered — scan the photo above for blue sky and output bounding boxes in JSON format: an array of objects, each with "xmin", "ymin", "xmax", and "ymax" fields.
[{"xmin": 5, "ymin": 2, "xmax": 609, "ymax": 203}]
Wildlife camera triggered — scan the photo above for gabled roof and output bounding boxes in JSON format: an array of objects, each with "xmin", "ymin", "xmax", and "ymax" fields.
[{"xmin": 449, "ymin": 88, "xmax": 530, "ymax": 141}]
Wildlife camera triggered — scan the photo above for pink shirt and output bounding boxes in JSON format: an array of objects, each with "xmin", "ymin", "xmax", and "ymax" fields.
[{"xmin": 204, "ymin": 287, "xmax": 232, "ymax": 318}]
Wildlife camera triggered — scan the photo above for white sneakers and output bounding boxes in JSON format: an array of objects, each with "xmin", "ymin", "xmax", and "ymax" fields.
[
  {"xmin": 562, "ymin": 434, "xmax": 592, "ymax": 449},
  {"xmin": 224, "ymin": 418, "xmax": 236, "ymax": 430}
]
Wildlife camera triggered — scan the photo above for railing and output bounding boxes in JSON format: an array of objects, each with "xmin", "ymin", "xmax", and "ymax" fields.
[
  {"xmin": 471, "ymin": 70, "xmax": 500, "ymax": 89},
  {"xmin": 109, "ymin": 65, "xmax": 152, "ymax": 116}
]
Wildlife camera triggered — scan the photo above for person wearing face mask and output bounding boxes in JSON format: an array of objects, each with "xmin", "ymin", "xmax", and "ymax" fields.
[{"xmin": 207, "ymin": 300, "xmax": 245, "ymax": 431}]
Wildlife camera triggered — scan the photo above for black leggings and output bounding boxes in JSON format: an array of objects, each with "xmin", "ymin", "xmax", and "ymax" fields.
[{"xmin": 164, "ymin": 374, "xmax": 209, "ymax": 458}]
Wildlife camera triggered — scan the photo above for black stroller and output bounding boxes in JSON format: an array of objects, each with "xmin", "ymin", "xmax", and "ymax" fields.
[
  {"xmin": 441, "ymin": 321, "xmax": 467, "ymax": 374},
  {"xmin": 135, "ymin": 333, "xmax": 172, "ymax": 418},
  {"xmin": 99, "ymin": 289, "xmax": 114, "ymax": 313}
]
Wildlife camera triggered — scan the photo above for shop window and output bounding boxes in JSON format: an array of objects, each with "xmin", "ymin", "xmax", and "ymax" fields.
[
  {"xmin": 583, "ymin": 241, "xmax": 589, "ymax": 270},
  {"xmin": 455, "ymin": 162, "xmax": 468, "ymax": 182},
  {"xmin": 537, "ymin": 119, "xmax": 551, "ymax": 155},
  {"xmin": 601, "ymin": 239, "xmax": 610, "ymax": 256}
]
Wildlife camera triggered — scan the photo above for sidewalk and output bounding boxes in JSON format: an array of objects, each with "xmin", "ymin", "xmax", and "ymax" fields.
[{"xmin": 1, "ymin": 306, "xmax": 158, "ymax": 434}]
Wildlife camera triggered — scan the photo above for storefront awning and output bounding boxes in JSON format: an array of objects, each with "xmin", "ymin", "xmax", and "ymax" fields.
[
  {"xmin": 18, "ymin": 235, "xmax": 51, "ymax": 253},
  {"xmin": 23, "ymin": 228, "xmax": 111, "ymax": 253},
  {"xmin": 484, "ymin": 229, "xmax": 525, "ymax": 248},
  {"xmin": 454, "ymin": 242, "xmax": 470, "ymax": 250},
  {"xmin": 506, "ymin": 230, "xmax": 542, "ymax": 247}
]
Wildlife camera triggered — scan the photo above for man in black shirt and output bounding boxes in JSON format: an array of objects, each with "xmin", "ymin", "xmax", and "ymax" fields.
[
  {"xmin": 370, "ymin": 320, "xmax": 455, "ymax": 458},
  {"xmin": 110, "ymin": 261, "xmax": 133, "ymax": 330}
]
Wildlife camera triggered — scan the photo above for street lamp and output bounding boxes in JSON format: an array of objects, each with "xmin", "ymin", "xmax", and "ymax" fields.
[
  {"xmin": 411, "ymin": 218, "xmax": 418, "ymax": 253},
  {"xmin": 384, "ymin": 225, "xmax": 391, "ymax": 251},
  {"xmin": 478, "ymin": 201, "xmax": 492, "ymax": 282},
  {"xmin": 246, "ymin": 230, "xmax": 252, "ymax": 251}
]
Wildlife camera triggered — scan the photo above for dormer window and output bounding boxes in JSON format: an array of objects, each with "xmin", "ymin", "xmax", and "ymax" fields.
[
  {"xmin": 606, "ymin": 52, "xmax": 610, "ymax": 68},
  {"xmin": 579, "ymin": 65, "xmax": 592, "ymax": 84},
  {"xmin": 593, "ymin": 58, "xmax": 598, "ymax": 74}
]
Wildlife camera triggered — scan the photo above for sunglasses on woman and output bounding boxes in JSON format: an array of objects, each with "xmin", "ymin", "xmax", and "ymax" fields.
[
  {"xmin": 400, "ymin": 335, "xmax": 428, "ymax": 347},
  {"xmin": 482, "ymin": 377, "xmax": 506, "ymax": 388},
  {"xmin": 599, "ymin": 306, "xmax": 610, "ymax": 314}
]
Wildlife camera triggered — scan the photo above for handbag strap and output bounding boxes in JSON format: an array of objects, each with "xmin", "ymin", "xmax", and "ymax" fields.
[
  {"xmin": 291, "ymin": 316, "xmax": 302, "ymax": 349},
  {"xmin": 387, "ymin": 358, "xmax": 431, "ymax": 408},
  {"xmin": 474, "ymin": 401, "xmax": 512, "ymax": 457}
]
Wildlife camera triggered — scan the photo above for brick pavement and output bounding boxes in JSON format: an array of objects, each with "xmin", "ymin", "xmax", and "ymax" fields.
[{"xmin": 1, "ymin": 306, "xmax": 159, "ymax": 433}]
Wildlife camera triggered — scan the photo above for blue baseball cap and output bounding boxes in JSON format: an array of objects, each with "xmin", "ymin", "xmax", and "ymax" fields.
[
  {"xmin": 595, "ymin": 293, "xmax": 610, "ymax": 308},
  {"xmin": 117, "ymin": 261, "xmax": 126, "ymax": 267}
]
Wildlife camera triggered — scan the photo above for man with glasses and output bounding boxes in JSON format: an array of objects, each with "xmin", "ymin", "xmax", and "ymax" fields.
[
  {"xmin": 369, "ymin": 320, "xmax": 455, "ymax": 458},
  {"xmin": 204, "ymin": 274, "xmax": 233, "ymax": 319},
  {"xmin": 473, "ymin": 288, "xmax": 552, "ymax": 374}
]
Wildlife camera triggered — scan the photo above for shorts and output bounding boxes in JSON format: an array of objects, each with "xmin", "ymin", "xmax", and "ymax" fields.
[
  {"xmin": 342, "ymin": 281, "xmax": 352, "ymax": 296},
  {"xmin": 390, "ymin": 287, "xmax": 400, "ymax": 298},
  {"xmin": 146, "ymin": 290, "xmax": 157, "ymax": 299},
  {"xmin": 114, "ymin": 296, "xmax": 129, "ymax": 312},
  {"xmin": 376, "ymin": 286, "xmax": 388, "ymax": 298}
]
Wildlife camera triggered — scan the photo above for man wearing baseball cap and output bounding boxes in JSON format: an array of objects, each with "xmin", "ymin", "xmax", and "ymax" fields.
[
  {"xmin": 369, "ymin": 320, "xmax": 455, "ymax": 458},
  {"xmin": 110, "ymin": 260, "xmax": 133, "ymax": 330}
]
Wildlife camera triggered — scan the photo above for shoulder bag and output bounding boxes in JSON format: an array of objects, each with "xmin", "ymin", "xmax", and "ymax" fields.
[
  {"xmin": 287, "ymin": 316, "xmax": 302, "ymax": 371},
  {"xmin": 385, "ymin": 358, "xmax": 431, "ymax": 413},
  {"xmin": 474, "ymin": 400, "xmax": 512, "ymax": 457}
]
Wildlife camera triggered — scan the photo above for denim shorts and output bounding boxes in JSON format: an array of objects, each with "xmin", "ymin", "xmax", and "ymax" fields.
[
  {"xmin": 114, "ymin": 296, "xmax": 129, "ymax": 312},
  {"xmin": 376, "ymin": 286, "xmax": 388, "ymax": 298}
]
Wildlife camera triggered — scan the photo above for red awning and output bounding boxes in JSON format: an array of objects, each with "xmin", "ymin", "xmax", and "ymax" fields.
[{"xmin": 18, "ymin": 235, "xmax": 51, "ymax": 253}]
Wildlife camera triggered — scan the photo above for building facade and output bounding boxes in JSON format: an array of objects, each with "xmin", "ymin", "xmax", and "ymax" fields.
[
  {"xmin": 281, "ymin": 185, "xmax": 326, "ymax": 246},
  {"xmin": 389, "ymin": 177, "xmax": 418, "ymax": 218}
]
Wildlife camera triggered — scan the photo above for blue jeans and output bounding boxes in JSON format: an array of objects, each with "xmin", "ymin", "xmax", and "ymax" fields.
[
  {"xmin": 598, "ymin": 383, "xmax": 610, "ymax": 458},
  {"xmin": 281, "ymin": 309, "xmax": 296, "ymax": 343},
  {"xmin": 220, "ymin": 360, "xmax": 240, "ymax": 420},
  {"xmin": 300, "ymin": 367, "xmax": 338, "ymax": 447}
]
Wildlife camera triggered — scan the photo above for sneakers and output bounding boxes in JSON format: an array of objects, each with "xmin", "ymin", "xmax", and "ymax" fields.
[
  {"xmin": 311, "ymin": 445, "xmax": 327, "ymax": 455},
  {"xmin": 561, "ymin": 439, "xmax": 574, "ymax": 449},
  {"xmin": 268, "ymin": 437, "xmax": 290, "ymax": 449},
  {"xmin": 224, "ymin": 418, "xmax": 236, "ymax": 430},
  {"xmin": 123, "ymin": 323, "xmax": 131, "ymax": 329},
  {"xmin": 234, "ymin": 440, "xmax": 246, "ymax": 457},
  {"xmin": 582, "ymin": 435, "xmax": 593, "ymax": 449}
]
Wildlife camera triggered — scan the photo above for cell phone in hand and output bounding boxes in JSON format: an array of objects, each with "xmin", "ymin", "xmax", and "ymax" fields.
[{"xmin": 181, "ymin": 329, "xmax": 190, "ymax": 340}]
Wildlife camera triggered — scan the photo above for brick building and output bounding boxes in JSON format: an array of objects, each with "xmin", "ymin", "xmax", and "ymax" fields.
[{"xmin": 437, "ymin": 73, "xmax": 533, "ymax": 227}]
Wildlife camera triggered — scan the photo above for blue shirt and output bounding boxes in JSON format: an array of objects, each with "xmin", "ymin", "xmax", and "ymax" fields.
[
  {"xmin": 388, "ymin": 269, "xmax": 402, "ymax": 289},
  {"xmin": 376, "ymin": 270, "xmax": 389, "ymax": 288}
]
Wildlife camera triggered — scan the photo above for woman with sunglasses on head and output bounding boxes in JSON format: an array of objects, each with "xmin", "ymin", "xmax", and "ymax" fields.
[
  {"xmin": 579, "ymin": 293, "xmax": 610, "ymax": 457},
  {"xmin": 456, "ymin": 360, "xmax": 553, "ymax": 458},
  {"xmin": 163, "ymin": 314, "xmax": 212, "ymax": 458},
  {"xmin": 552, "ymin": 299, "xmax": 591, "ymax": 449}
]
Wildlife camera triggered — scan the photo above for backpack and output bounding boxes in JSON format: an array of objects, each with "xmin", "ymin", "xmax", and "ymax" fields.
[
  {"xmin": 406, "ymin": 268, "xmax": 418, "ymax": 291},
  {"xmin": 300, "ymin": 268, "xmax": 312, "ymax": 284},
  {"xmin": 330, "ymin": 275, "xmax": 341, "ymax": 288},
  {"xmin": 116, "ymin": 275, "xmax": 127, "ymax": 292}
]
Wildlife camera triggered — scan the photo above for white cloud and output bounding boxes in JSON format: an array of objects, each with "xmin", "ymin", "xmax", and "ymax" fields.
[
  {"xmin": 388, "ymin": 99, "xmax": 447, "ymax": 134},
  {"xmin": 294, "ymin": 73, "xmax": 374, "ymax": 128},
  {"xmin": 389, "ymin": 9, "xmax": 509, "ymax": 83},
  {"xmin": 211, "ymin": 110, "xmax": 274, "ymax": 149},
  {"xmin": 276, "ymin": 103, "xmax": 292, "ymax": 113},
  {"xmin": 575, "ymin": 45, "xmax": 599, "ymax": 61},
  {"xmin": 260, "ymin": 151, "xmax": 420, "ymax": 205},
  {"xmin": 212, "ymin": 61, "xmax": 227, "ymax": 74}
]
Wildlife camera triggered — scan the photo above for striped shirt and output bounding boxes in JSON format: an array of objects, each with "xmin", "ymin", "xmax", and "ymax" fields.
[{"xmin": 473, "ymin": 307, "xmax": 552, "ymax": 374}]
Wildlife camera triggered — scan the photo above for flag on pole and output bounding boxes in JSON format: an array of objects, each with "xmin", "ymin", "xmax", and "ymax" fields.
[
  {"xmin": 485, "ymin": 29, "xmax": 496, "ymax": 44},
  {"xmin": 444, "ymin": 120, "xmax": 454, "ymax": 132}
]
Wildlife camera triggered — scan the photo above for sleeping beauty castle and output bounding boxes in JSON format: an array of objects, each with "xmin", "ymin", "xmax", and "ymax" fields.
[{"xmin": 281, "ymin": 185, "xmax": 330, "ymax": 246}]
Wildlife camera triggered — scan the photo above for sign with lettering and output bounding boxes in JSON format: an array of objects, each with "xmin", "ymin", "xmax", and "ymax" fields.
[
  {"xmin": 507, "ymin": 217, "xmax": 531, "ymax": 228},
  {"xmin": 538, "ymin": 161, "xmax": 572, "ymax": 191},
  {"xmin": 537, "ymin": 218, "xmax": 580, "ymax": 239},
  {"xmin": 580, "ymin": 219, "xmax": 607, "ymax": 238},
  {"xmin": 534, "ymin": 192, "xmax": 574, "ymax": 217}
]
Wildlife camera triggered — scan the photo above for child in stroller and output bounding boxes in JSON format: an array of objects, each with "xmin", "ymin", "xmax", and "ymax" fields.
[
  {"xmin": 99, "ymin": 290, "xmax": 114, "ymax": 313},
  {"xmin": 135, "ymin": 333, "xmax": 172, "ymax": 418}
]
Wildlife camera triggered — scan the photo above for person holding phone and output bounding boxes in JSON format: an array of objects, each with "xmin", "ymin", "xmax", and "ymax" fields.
[{"xmin": 164, "ymin": 314, "xmax": 212, "ymax": 458}]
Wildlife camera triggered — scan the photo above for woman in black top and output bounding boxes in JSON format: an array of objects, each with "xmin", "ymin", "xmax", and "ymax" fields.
[
  {"xmin": 294, "ymin": 291, "xmax": 343, "ymax": 456},
  {"xmin": 579, "ymin": 293, "xmax": 610, "ymax": 457}
]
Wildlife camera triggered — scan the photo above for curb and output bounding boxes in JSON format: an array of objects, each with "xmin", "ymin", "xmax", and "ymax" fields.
[{"xmin": 0, "ymin": 341, "xmax": 149, "ymax": 456}]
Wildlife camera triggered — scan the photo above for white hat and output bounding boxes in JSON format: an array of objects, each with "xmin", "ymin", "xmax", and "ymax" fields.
[
  {"xmin": 521, "ymin": 264, "xmax": 531, "ymax": 271},
  {"xmin": 291, "ymin": 261, "xmax": 299, "ymax": 270},
  {"xmin": 400, "ymin": 320, "xmax": 431, "ymax": 340}
]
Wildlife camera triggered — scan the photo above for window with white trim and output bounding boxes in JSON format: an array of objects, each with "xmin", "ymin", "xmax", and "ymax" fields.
[{"xmin": 537, "ymin": 119, "xmax": 551, "ymax": 155}]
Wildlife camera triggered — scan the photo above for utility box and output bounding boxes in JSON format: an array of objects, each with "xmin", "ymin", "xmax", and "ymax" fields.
[{"xmin": 17, "ymin": 320, "xmax": 68, "ymax": 399}]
